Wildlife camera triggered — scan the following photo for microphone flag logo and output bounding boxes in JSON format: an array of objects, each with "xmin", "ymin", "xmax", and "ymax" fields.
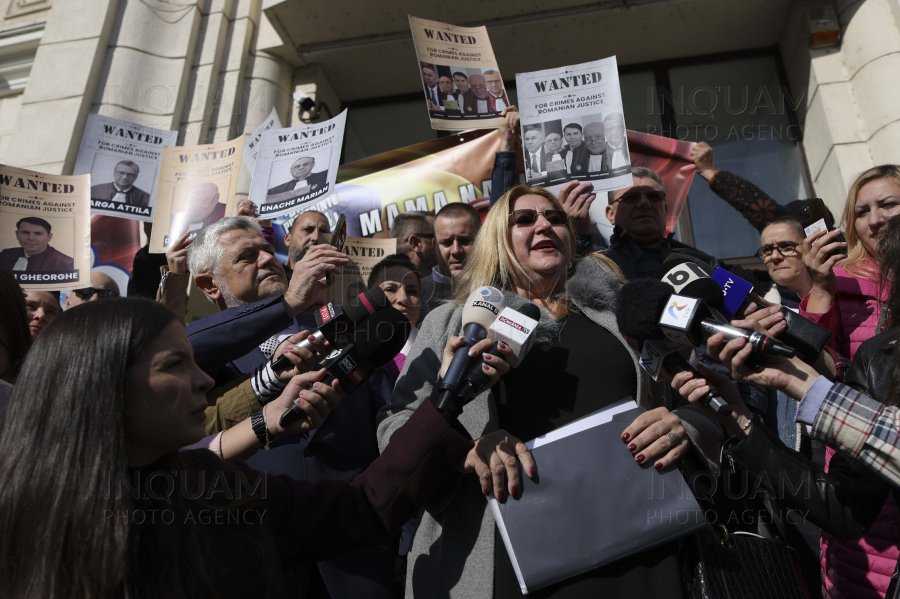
[{"xmin": 667, "ymin": 301, "xmax": 688, "ymax": 319}]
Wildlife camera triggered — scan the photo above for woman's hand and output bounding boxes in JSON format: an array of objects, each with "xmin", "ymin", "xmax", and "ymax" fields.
[
  {"xmin": 271, "ymin": 330, "xmax": 331, "ymax": 382},
  {"xmin": 267, "ymin": 369, "xmax": 344, "ymax": 437},
  {"xmin": 670, "ymin": 364, "xmax": 753, "ymax": 436},
  {"xmin": 498, "ymin": 106, "xmax": 519, "ymax": 152},
  {"xmin": 558, "ymin": 181, "xmax": 596, "ymax": 235},
  {"xmin": 801, "ymin": 228, "xmax": 847, "ymax": 312},
  {"xmin": 461, "ymin": 429, "xmax": 535, "ymax": 502},
  {"xmin": 707, "ymin": 333, "xmax": 819, "ymax": 400},
  {"xmin": 620, "ymin": 407, "xmax": 690, "ymax": 470},
  {"xmin": 439, "ymin": 336, "xmax": 514, "ymax": 394},
  {"xmin": 738, "ymin": 303, "xmax": 786, "ymax": 337},
  {"xmin": 166, "ymin": 231, "xmax": 193, "ymax": 274}
]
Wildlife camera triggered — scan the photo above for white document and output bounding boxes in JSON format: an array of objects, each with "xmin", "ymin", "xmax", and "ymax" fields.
[
  {"xmin": 73, "ymin": 113, "xmax": 177, "ymax": 222},
  {"xmin": 515, "ymin": 56, "xmax": 633, "ymax": 195},
  {"xmin": 243, "ymin": 107, "xmax": 281, "ymax": 172},
  {"xmin": 248, "ymin": 109, "xmax": 347, "ymax": 219}
]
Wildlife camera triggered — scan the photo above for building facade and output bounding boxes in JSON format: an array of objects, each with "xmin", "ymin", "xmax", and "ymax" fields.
[{"xmin": 0, "ymin": 0, "xmax": 897, "ymax": 259}]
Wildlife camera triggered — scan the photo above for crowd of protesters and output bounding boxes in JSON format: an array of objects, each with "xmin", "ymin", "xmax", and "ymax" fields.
[{"xmin": 3, "ymin": 103, "xmax": 900, "ymax": 599}]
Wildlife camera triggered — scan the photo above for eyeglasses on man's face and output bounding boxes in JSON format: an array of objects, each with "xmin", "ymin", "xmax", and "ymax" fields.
[
  {"xmin": 612, "ymin": 190, "xmax": 666, "ymax": 206},
  {"xmin": 73, "ymin": 287, "xmax": 119, "ymax": 300}
]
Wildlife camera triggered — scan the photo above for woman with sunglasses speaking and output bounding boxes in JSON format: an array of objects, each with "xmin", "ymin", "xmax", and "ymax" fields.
[{"xmin": 377, "ymin": 185, "xmax": 723, "ymax": 599}]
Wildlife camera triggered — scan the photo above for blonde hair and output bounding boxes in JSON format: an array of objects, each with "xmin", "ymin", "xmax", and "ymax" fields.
[
  {"xmin": 841, "ymin": 165, "xmax": 900, "ymax": 279},
  {"xmin": 453, "ymin": 186, "xmax": 620, "ymax": 314}
]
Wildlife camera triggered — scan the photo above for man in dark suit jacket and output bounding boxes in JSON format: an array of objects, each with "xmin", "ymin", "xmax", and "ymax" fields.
[
  {"xmin": 523, "ymin": 126, "xmax": 551, "ymax": 182},
  {"xmin": 185, "ymin": 217, "xmax": 396, "ymax": 599},
  {"xmin": 266, "ymin": 155, "xmax": 328, "ymax": 202},
  {"xmin": 570, "ymin": 121, "xmax": 610, "ymax": 176},
  {"xmin": 90, "ymin": 160, "xmax": 151, "ymax": 208},
  {"xmin": 0, "ymin": 216, "xmax": 75, "ymax": 272}
]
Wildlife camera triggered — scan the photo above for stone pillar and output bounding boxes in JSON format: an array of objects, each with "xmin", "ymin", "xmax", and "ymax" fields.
[
  {"xmin": 4, "ymin": 0, "xmax": 120, "ymax": 173},
  {"xmin": 781, "ymin": 0, "xmax": 900, "ymax": 218}
]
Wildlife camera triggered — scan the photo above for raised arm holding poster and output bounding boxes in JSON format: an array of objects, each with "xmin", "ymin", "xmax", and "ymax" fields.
[
  {"xmin": 243, "ymin": 107, "xmax": 281, "ymax": 172},
  {"xmin": 0, "ymin": 165, "xmax": 91, "ymax": 289},
  {"xmin": 248, "ymin": 109, "xmax": 346, "ymax": 218},
  {"xmin": 515, "ymin": 56, "xmax": 633, "ymax": 194},
  {"xmin": 149, "ymin": 136, "xmax": 243, "ymax": 252},
  {"xmin": 73, "ymin": 113, "xmax": 177, "ymax": 222},
  {"xmin": 409, "ymin": 15, "xmax": 509, "ymax": 131}
]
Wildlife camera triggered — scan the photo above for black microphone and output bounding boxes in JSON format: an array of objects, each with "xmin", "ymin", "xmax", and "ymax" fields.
[
  {"xmin": 440, "ymin": 303, "xmax": 542, "ymax": 414},
  {"xmin": 435, "ymin": 287, "xmax": 507, "ymax": 411},
  {"xmin": 279, "ymin": 306, "xmax": 411, "ymax": 428},
  {"xmin": 616, "ymin": 279, "xmax": 734, "ymax": 415},
  {"xmin": 271, "ymin": 286, "xmax": 392, "ymax": 371},
  {"xmin": 660, "ymin": 252, "xmax": 833, "ymax": 362}
]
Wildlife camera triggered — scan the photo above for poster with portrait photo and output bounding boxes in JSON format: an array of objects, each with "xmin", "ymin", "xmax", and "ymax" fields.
[
  {"xmin": 409, "ymin": 15, "xmax": 509, "ymax": 131},
  {"xmin": 149, "ymin": 135, "xmax": 244, "ymax": 252},
  {"xmin": 0, "ymin": 165, "xmax": 91, "ymax": 289},
  {"xmin": 73, "ymin": 113, "xmax": 177, "ymax": 222},
  {"xmin": 248, "ymin": 109, "xmax": 346, "ymax": 219},
  {"xmin": 515, "ymin": 56, "xmax": 633, "ymax": 195}
]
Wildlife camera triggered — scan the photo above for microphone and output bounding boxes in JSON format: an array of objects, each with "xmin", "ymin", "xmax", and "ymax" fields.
[
  {"xmin": 437, "ymin": 287, "xmax": 508, "ymax": 401},
  {"xmin": 699, "ymin": 321, "xmax": 797, "ymax": 358},
  {"xmin": 435, "ymin": 303, "xmax": 541, "ymax": 419},
  {"xmin": 662, "ymin": 252, "xmax": 833, "ymax": 361},
  {"xmin": 616, "ymin": 279, "xmax": 734, "ymax": 415},
  {"xmin": 271, "ymin": 286, "xmax": 391, "ymax": 371},
  {"xmin": 279, "ymin": 307, "xmax": 411, "ymax": 427}
]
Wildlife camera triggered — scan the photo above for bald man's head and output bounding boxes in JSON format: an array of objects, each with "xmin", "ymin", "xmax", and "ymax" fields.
[
  {"xmin": 468, "ymin": 74, "xmax": 488, "ymax": 99},
  {"xmin": 603, "ymin": 113, "xmax": 626, "ymax": 147},
  {"xmin": 65, "ymin": 271, "xmax": 120, "ymax": 308},
  {"xmin": 186, "ymin": 182, "xmax": 221, "ymax": 223},
  {"xmin": 583, "ymin": 122, "xmax": 607, "ymax": 156}
]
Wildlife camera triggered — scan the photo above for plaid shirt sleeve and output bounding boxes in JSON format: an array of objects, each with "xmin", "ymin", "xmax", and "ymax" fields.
[
  {"xmin": 811, "ymin": 382, "xmax": 900, "ymax": 487},
  {"xmin": 824, "ymin": 346, "xmax": 849, "ymax": 383}
]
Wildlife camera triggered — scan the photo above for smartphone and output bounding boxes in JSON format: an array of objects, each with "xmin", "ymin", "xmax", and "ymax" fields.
[
  {"xmin": 796, "ymin": 198, "xmax": 847, "ymax": 253},
  {"xmin": 325, "ymin": 213, "xmax": 347, "ymax": 286}
]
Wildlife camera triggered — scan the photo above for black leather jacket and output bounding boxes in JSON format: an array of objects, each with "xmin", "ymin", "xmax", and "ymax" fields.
[{"xmin": 722, "ymin": 328, "xmax": 900, "ymax": 541}]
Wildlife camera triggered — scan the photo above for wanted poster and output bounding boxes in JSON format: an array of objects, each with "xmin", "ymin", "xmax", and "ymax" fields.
[
  {"xmin": 149, "ymin": 135, "xmax": 244, "ymax": 252},
  {"xmin": 409, "ymin": 15, "xmax": 509, "ymax": 131},
  {"xmin": 515, "ymin": 56, "xmax": 633, "ymax": 194},
  {"xmin": 0, "ymin": 165, "xmax": 91, "ymax": 289},
  {"xmin": 243, "ymin": 107, "xmax": 281, "ymax": 172},
  {"xmin": 248, "ymin": 109, "xmax": 346, "ymax": 219},
  {"xmin": 73, "ymin": 113, "xmax": 177, "ymax": 222},
  {"xmin": 322, "ymin": 236, "xmax": 397, "ymax": 305}
]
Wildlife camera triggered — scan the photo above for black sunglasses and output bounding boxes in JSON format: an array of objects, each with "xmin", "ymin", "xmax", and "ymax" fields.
[
  {"xmin": 508, "ymin": 209, "xmax": 569, "ymax": 227},
  {"xmin": 73, "ymin": 287, "xmax": 119, "ymax": 300},
  {"xmin": 612, "ymin": 190, "xmax": 666, "ymax": 205}
]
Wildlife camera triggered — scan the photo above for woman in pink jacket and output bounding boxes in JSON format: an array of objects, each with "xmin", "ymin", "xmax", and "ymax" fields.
[{"xmin": 801, "ymin": 165, "xmax": 900, "ymax": 599}]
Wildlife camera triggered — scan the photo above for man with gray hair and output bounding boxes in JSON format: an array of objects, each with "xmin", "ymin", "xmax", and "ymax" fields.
[
  {"xmin": 185, "ymin": 216, "xmax": 401, "ymax": 599},
  {"xmin": 390, "ymin": 210, "xmax": 437, "ymax": 278},
  {"xmin": 603, "ymin": 166, "xmax": 717, "ymax": 280}
]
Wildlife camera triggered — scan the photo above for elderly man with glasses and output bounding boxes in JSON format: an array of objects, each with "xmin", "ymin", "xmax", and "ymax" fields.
[{"xmin": 601, "ymin": 166, "xmax": 718, "ymax": 281}]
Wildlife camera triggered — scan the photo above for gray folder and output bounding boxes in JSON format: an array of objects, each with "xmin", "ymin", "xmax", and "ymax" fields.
[{"xmin": 490, "ymin": 398, "xmax": 707, "ymax": 594}]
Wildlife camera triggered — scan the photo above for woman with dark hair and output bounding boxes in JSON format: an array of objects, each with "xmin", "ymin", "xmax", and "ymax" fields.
[
  {"xmin": 0, "ymin": 266, "xmax": 30, "ymax": 414},
  {"xmin": 379, "ymin": 185, "xmax": 723, "ymax": 599},
  {"xmin": 0, "ymin": 298, "xmax": 513, "ymax": 598},
  {"xmin": 368, "ymin": 253, "xmax": 423, "ymax": 385}
]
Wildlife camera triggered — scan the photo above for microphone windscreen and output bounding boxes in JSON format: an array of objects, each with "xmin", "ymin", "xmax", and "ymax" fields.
[
  {"xmin": 615, "ymin": 279, "xmax": 672, "ymax": 340},
  {"xmin": 343, "ymin": 286, "xmax": 391, "ymax": 325},
  {"xmin": 678, "ymin": 279, "xmax": 725, "ymax": 311},
  {"xmin": 461, "ymin": 286, "xmax": 507, "ymax": 331},
  {"xmin": 657, "ymin": 252, "xmax": 714, "ymax": 277},
  {"xmin": 516, "ymin": 302, "xmax": 541, "ymax": 321},
  {"xmin": 351, "ymin": 307, "xmax": 412, "ymax": 368}
]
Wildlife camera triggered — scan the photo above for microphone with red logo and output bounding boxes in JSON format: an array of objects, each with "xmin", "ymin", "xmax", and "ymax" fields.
[
  {"xmin": 279, "ymin": 306, "xmax": 411, "ymax": 427},
  {"xmin": 271, "ymin": 286, "xmax": 392, "ymax": 371}
]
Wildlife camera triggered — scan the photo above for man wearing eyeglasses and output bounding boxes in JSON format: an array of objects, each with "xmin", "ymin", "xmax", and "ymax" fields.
[
  {"xmin": 64, "ymin": 271, "xmax": 120, "ymax": 309},
  {"xmin": 603, "ymin": 166, "xmax": 718, "ymax": 281},
  {"xmin": 389, "ymin": 211, "xmax": 437, "ymax": 279},
  {"xmin": 757, "ymin": 216, "xmax": 813, "ymax": 309}
]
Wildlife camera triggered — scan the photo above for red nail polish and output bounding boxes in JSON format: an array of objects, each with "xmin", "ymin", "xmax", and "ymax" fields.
[
  {"xmin": 511, "ymin": 486, "xmax": 518, "ymax": 497},
  {"xmin": 497, "ymin": 491, "xmax": 503, "ymax": 501},
  {"xmin": 636, "ymin": 454, "xmax": 645, "ymax": 463},
  {"xmin": 529, "ymin": 467, "xmax": 535, "ymax": 477},
  {"xmin": 654, "ymin": 462, "xmax": 663, "ymax": 470},
  {"xmin": 622, "ymin": 432, "xmax": 630, "ymax": 442},
  {"xmin": 628, "ymin": 443, "xmax": 637, "ymax": 452}
]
